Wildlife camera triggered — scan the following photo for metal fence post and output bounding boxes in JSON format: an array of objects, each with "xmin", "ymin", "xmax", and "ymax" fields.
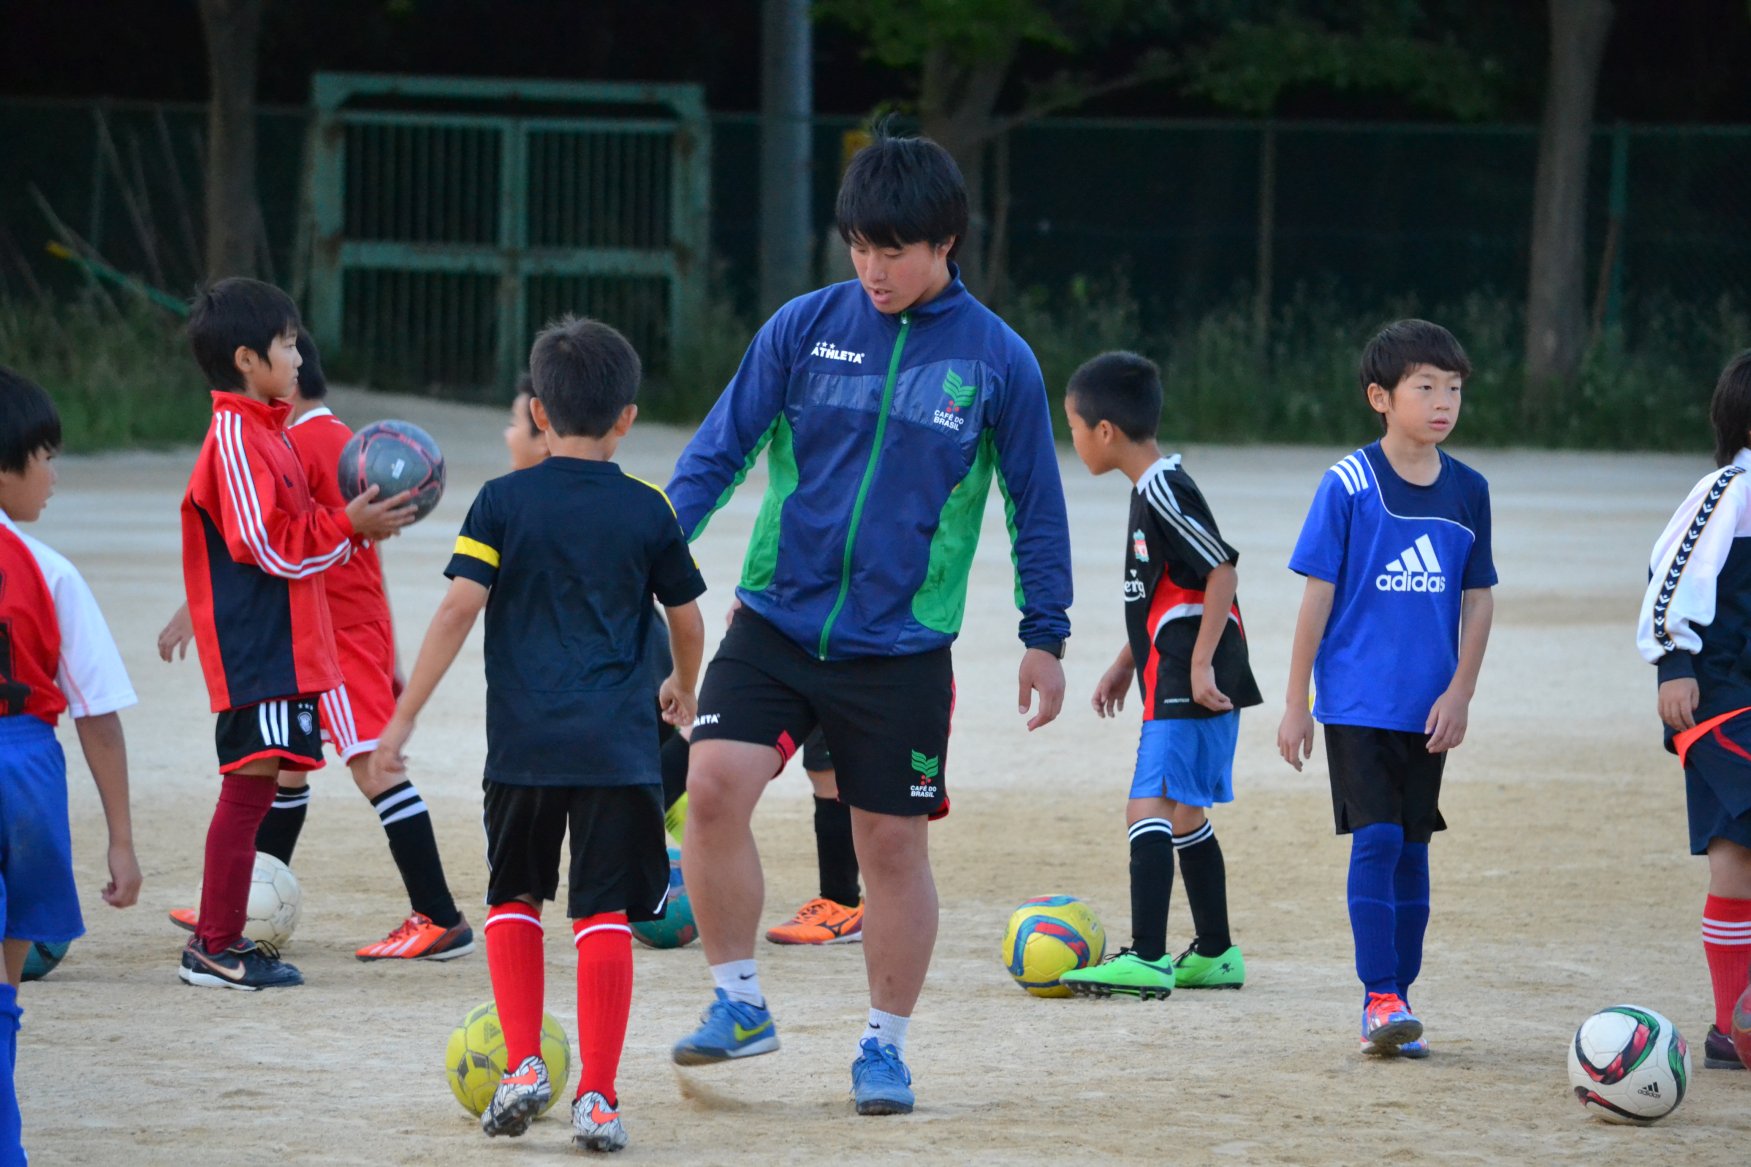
[
  {"xmin": 306, "ymin": 76, "xmax": 345, "ymax": 360},
  {"xmin": 497, "ymin": 117, "xmax": 527, "ymax": 390}
]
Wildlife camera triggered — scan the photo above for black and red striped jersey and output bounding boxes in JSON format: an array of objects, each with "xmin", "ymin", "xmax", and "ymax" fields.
[
  {"xmin": 181, "ymin": 391, "xmax": 355, "ymax": 712},
  {"xmin": 1123, "ymin": 455, "xmax": 1261, "ymax": 720}
]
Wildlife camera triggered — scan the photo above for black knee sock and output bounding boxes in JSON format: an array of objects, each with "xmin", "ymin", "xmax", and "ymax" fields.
[
  {"xmin": 1174, "ymin": 820, "xmax": 1231, "ymax": 956},
  {"xmin": 813, "ymin": 796, "xmax": 860, "ymax": 906},
  {"xmin": 253, "ymin": 784, "xmax": 310, "ymax": 865},
  {"xmin": 660, "ymin": 730, "xmax": 690, "ymax": 810},
  {"xmin": 372, "ymin": 781, "xmax": 461, "ymax": 928},
  {"xmin": 1128, "ymin": 817, "xmax": 1174, "ymax": 962}
]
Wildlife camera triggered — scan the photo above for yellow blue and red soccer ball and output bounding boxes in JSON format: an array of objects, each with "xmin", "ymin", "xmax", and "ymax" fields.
[
  {"xmin": 1000, "ymin": 895, "xmax": 1106, "ymax": 998},
  {"xmin": 445, "ymin": 1002, "xmax": 571, "ymax": 1118},
  {"xmin": 631, "ymin": 846, "xmax": 697, "ymax": 949}
]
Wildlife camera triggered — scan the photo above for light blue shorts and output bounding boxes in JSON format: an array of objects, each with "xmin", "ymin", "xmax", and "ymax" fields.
[
  {"xmin": 0, "ymin": 716, "xmax": 85, "ymax": 945},
  {"xmin": 1129, "ymin": 713, "xmax": 1239, "ymax": 807}
]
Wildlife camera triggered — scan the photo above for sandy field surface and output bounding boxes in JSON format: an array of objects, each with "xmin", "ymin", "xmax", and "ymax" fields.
[{"xmin": 17, "ymin": 386, "xmax": 1751, "ymax": 1164}]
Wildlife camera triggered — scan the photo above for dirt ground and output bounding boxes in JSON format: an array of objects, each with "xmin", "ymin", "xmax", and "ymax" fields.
[{"xmin": 19, "ymin": 387, "xmax": 1751, "ymax": 1164}]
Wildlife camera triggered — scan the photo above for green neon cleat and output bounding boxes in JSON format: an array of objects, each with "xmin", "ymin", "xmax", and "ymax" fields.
[
  {"xmin": 1172, "ymin": 943, "xmax": 1245, "ymax": 990},
  {"xmin": 1057, "ymin": 949, "xmax": 1174, "ymax": 1000}
]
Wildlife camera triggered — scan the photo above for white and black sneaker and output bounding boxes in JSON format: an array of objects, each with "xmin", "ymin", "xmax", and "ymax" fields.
[
  {"xmin": 480, "ymin": 1055, "xmax": 550, "ymax": 1138},
  {"xmin": 178, "ymin": 937, "xmax": 303, "ymax": 990},
  {"xmin": 571, "ymin": 1091, "xmax": 629, "ymax": 1152}
]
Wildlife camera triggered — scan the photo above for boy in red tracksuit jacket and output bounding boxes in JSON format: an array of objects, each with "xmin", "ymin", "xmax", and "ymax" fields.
[{"xmin": 177, "ymin": 277, "xmax": 412, "ymax": 990}]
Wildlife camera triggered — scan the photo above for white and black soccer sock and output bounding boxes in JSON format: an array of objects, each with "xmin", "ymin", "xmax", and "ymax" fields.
[
  {"xmin": 253, "ymin": 783, "xmax": 310, "ymax": 865},
  {"xmin": 371, "ymin": 782, "xmax": 461, "ymax": 928},
  {"xmin": 862, "ymin": 1008, "xmax": 909, "ymax": 1056},
  {"xmin": 710, "ymin": 959, "xmax": 764, "ymax": 1007},
  {"xmin": 1128, "ymin": 817, "xmax": 1174, "ymax": 962},
  {"xmin": 1174, "ymin": 820, "xmax": 1232, "ymax": 956}
]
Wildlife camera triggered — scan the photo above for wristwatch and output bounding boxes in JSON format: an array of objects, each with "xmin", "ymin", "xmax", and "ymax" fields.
[{"xmin": 1028, "ymin": 639, "xmax": 1067, "ymax": 660}]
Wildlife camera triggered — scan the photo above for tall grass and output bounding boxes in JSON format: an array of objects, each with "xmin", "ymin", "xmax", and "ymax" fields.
[
  {"xmin": 0, "ymin": 295, "xmax": 208, "ymax": 451},
  {"xmin": 3, "ymin": 281, "xmax": 1742, "ymax": 454}
]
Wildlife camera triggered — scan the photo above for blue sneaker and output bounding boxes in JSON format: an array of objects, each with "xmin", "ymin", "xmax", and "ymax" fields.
[
  {"xmin": 851, "ymin": 1038, "xmax": 914, "ymax": 1115},
  {"xmin": 671, "ymin": 989, "xmax": 780, "ymax": 1065},
  {"xmin": 1359, "ymin": 992, "xmax": 1423, "ymax": 1055}
]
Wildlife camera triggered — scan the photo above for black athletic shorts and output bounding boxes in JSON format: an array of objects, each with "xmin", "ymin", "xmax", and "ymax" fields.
[
  {"xmin": 215, "ymin": 697, "xmax": 324, "ymax": 774},
  {"xmin": 481, "ymin": 780, "xmax": 670, "ymax": 921},
  {"xmin": 1682, "ymin": 713, "xmax": 1751, "ymax": 855},
  {"xmin": 691, "ymin": 609, "xmax": 951, "ymax": 817},
  {"xmin": 1323, "ymin": 724, "xmax": 1447, "ymax": 843},
  {"xmin": 801, "ymin": 728, "xmax": 833, "ymax": 773}
]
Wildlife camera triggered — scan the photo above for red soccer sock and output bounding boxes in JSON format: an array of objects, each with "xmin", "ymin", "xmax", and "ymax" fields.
[
  {"xmin": 195, "ymin": 773, "xmax": 276, "ymax": 954},
  {"xmin": 485, "ymin": 903, "xmax": 546, "ymax": 1066},
  {"xmin": 573, "ymin": 913, "xmax": 633, "ymax": 1104},
  {"xmin": 1704, "ymin": 894, "xmax": 1751, "ymax": 1033}
]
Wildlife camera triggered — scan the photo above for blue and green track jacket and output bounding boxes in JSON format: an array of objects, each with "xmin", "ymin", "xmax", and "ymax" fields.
[{"xmin": 666, "ymin": 271, "xmax": 1073, "ymax": 661}]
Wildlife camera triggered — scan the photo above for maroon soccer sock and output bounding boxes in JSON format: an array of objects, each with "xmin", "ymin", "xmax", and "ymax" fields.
[
  {"xmin": 195, "ymin": 773, "xmax": 277, "ymax": 954},
  {"xmin": 573, "ymin": 913, "xmax": 633, "ymax": 1104},
  {"xmin": 485, "ymin": 903, "xmax": 546, "ymax": 1066},
  {"xmin": 1703, "ymin": 894, "xmax": 1751, "ymax": 1033}
]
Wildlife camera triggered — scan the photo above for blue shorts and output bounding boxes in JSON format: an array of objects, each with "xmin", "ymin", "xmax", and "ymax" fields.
[
  {"xmin": 0, "ymin": 717, "xmax": 85, "ymax": 945},
  {"xmin": 1129, "ymin": 713, "xmax": 1239, "ymax": 807},
  {"xmin": 1682, "ymin": 715, "xmax": 1751, "ymax": 856}
]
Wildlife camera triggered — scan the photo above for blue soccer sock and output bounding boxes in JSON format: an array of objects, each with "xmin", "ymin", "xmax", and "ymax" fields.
[
  {"xmin": 1393, "ymin": 841, "xmax": 1431, "ymax": 1004},
  {"xmin": 0, "ymin": 983, "xmax": 21, "ymax": 1165},
  {"xmin": 1347, "ymin": 823, "xmax": 1404, "ymax": 1000}
]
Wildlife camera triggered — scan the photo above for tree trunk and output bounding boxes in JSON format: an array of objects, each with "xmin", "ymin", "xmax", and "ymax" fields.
[
  {"xmin": 197, "ymin": 0, "xmax": 265, "ymax": 281},
  {"xmin": 759, "ymin": 0, "xmax": 813, "ymax": 314},
  {"xmin": 1524, "ymin": 0, "xmax": 1613, "ymax": 413},
  {"xmin": 918, "ymin": 39, "xmax": 1017, "ymax": 298}
]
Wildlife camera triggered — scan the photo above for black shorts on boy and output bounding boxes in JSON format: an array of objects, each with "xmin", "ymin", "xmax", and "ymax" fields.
[
  {"xmin": 214, "ymin": 697, "xmax": 324, "ymax": 773},
  {"xmin": 691, "ymin": 610, "xmax": 951, "ymax": 817},
  {"xmin": 1323, "ymin": 725, "xmax": 1447, "ymax": 843},
  {"xmin": 482, "ymin": 781, "xmax": 670, "ymax": 920}
]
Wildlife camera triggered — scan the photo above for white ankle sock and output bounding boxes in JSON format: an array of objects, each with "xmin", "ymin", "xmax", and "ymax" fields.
[
  {"xmin": 711, "ymin": 959, "xmax": 763, "ymax": 1006},
  {"xmin": 863, "ymin": 1008, "xmax": 909, "ymax": 1055}
]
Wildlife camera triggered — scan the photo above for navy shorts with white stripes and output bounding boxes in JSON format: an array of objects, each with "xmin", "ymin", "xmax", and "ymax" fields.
[{"xmin": 214, "ymin": 696, "xmax": 324, "ymax": 774}]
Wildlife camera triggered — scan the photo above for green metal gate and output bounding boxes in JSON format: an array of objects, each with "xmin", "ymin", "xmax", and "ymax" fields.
[{"xmin": 305, "ymin": 73, "xmax": 709, "ymax": 393}]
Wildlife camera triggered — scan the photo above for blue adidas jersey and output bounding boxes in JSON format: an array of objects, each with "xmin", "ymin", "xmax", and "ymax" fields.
[{"xmin": 1289, "ymin": 442, "xmax": 1496, "ymax": 733}]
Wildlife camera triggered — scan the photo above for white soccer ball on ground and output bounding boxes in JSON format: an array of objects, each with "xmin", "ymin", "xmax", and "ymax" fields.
[{"xmin": 1567, "ymin": 1005, "xmax": 1690, "ymax": 1124}]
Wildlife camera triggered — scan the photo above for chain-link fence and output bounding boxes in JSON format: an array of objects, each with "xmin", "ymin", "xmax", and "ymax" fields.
[{"xmin": 4, "ymin": 97, "xmax": 1748, "ymax": 400}]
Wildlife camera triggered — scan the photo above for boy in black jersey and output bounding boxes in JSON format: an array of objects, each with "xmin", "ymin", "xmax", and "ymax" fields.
[
  {"xmin": 1058, "ymin": 352, "xmax": 1260, "ymax": 997},
  {"xmin": 376, "ymin": 316, "xmax": 706, "ymax": 1152}
]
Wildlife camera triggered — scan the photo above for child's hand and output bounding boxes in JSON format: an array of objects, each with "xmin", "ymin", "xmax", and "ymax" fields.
[
  {"xmin": 373, "ymin": 716, "xmax": 414, "ymax": 781},
  {"xmin": 1659, "ymin": 677, "xmax": 1701, "ymax": 731},
  {"xmin": 660, "ymin": 674, "xmax": 696, "ymax": 726},
  {"xmin": 1191, "ymin": 664, "xmax": 1233, "ymax": 713},
  {"xmin": 1091, "ymin": 658, "xmax": 1134, "ymax": 718},
  {"xmin": 345, "ymin": 484, "xmax": 418, "ymax": 542},
  {"xmin": 156, "ymin": 604, "xmax": 194, "ymax": 662},
  {"xmin": 1425, "ymin": 687, "xmax": 1472, "ymax": 752},
  {"xmin": 1277, "ymin": 705, "xmax": 1315, "ymax": 771},
  {"xmin": 103, "ymin": 841, "xmax": 142, "ymax": 908}
]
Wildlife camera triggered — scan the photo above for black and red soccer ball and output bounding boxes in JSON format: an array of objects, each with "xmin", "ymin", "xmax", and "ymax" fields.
[{"xmin": 337, "ymin": 420, "xmax": 446, "ymax": 523}]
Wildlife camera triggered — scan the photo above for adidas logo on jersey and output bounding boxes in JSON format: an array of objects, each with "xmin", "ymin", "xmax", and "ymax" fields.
[
  {"xmin": 810, "ymin": 341, "xmax": 864, "ymax": 364},
  {"xmin": 1376, "ymin": 535, "xmax": 1447, "ymax": 593}
]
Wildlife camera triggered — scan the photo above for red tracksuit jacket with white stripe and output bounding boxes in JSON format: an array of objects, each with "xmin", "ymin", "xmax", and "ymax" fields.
[{"xmin": 181, "ymin": 391, "xmax": 355, "ymax": 712}]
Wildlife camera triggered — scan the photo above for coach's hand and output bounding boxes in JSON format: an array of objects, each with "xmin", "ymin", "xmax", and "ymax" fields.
[
  {"xmin": 1659, "ymin": 677, "xmax": 1701, "ymax": 732},
  {"xmin": 1019, "ymin": 648, "xmax": 1065, "ymax": 731},
  {"xmin": 1277, "ymin": 705, "xmax": 1315, "ymax": 771}
]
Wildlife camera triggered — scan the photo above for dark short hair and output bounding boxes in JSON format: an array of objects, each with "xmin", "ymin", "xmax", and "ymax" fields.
[
  {"xmin": 1711, "ymin": 350, "xmax": 1751, "ymax": 468},
  {"xmin": 0, "ymin": 365, "xmax": 63, "ymax": 475},
  {"xmin": 187, "ymin": 277, "xmax": 301, "ymax": 392},
  {"xmin": 527, "ymin": 316, "xmax": 640, "ymax": 439},
  {"xmin": 835, "ymin": 131, "xmax": 969, "ymax": 258},
  {"xmin": 1066, "ymin": 351, "xmax": 1161, "ymax": 442},
  {"xmin": 512, "ymin": 372, "xmax": 538, "ymax": 437},
  {"xmin": 1360, "ymin": 319, "xmax": 1472, "ymax": 428},
  {"xmin": 295, "ymin": 331, "xmax": 327, "ymax": 401}
]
